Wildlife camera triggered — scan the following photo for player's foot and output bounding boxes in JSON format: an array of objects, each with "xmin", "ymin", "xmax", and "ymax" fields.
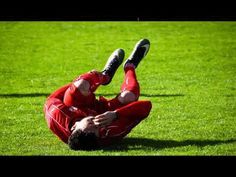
[
  {"xmin": 102, "ymin": 49, "xmax": 125, "ymax": 85},
  {"xmin": 124, "ymin": 39, "xmax": 150, "ymax": 69}
]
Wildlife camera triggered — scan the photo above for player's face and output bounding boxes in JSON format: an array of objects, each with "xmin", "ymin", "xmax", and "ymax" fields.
[{"xmin": 71, "ymin": 116, "xmax": 99, "ymax": 137}]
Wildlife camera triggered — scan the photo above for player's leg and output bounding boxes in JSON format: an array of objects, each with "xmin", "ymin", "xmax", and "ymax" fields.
[
  {"xmin": 115, "ymin": 100, "xmax": 152, "ymax": 137},
  {"xmin": 63, "ymin": 49, "xmax": 124, "ymax": 108},
  {"xmin": 118, "ymin": 39, "xmax": 150, "ymax": 104},
  {"xmin": 98, "ymin": 100, "xmax": 152, "ymax": 146},
  {"xmin": 102, "ymin": 49, "xmax": 125, "ymax": 85},
  {"xmin": 118, "ymin": 65, "xmax": 139, "ymax": 104},
  {"xmin": 106, "ymin": 39, "xmax": 151, "ymax": 109}
]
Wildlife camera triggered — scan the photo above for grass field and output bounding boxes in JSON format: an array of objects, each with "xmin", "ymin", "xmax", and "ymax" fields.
[{"xmin": 0, "ymin": 22, "xmax": 236, "ymax": 155}]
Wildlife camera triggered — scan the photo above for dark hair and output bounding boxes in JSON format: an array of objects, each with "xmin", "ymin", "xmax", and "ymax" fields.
[{"xmin": 68, "ymin": 130, "xmax": 99, "ymax": 150}]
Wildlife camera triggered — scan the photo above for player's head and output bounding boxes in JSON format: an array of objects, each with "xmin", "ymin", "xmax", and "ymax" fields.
[
  {"xmin": 68, "ymin": 130, "xmax": 99, "ymax": 150},
  {"xmin": 68, "ymin": 116, "xmax": 99, "ymax": 150}
]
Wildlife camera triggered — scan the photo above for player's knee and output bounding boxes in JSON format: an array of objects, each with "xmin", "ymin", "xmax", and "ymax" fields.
[
  {"xmin": 118, "ymin": 91, "xmax": 137, "ymax": 104},
  {"xmin": 73, "ymin": 79, "xmax": 90, "ymax": 96}
]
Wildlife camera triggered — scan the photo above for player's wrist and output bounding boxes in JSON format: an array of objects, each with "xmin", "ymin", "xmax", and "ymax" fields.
[{"xmin": 113, "ymin": 111, "xmax": 118, "ymax": 120}]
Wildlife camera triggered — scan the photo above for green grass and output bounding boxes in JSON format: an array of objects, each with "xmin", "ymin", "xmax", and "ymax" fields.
[{"xmin": 0, "ymin": 22, "xmax": 236, "ymax": 155}]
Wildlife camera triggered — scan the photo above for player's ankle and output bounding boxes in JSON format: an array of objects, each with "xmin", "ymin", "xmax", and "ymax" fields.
[
  {"xmin": 124, "ymin": 63, "xmax": 135, "ymax": 71},
  {"xmin": 101, "ymin": 74, "xmax": 111, "ymax": 85}
]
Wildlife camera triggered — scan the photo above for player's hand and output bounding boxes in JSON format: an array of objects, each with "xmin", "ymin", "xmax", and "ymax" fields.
[{"xmin": 93, "ymin": 111, "xmax": 117, "ymax": 127}]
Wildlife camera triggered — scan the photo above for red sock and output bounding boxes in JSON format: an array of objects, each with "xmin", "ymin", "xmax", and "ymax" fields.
[
  {"xmin": 121, "ymin": 66, "xmax": 140, "ymax": 98},
  {"xmin": 97, "ymin": 67, "xmax": 140, "ymax": 111}
]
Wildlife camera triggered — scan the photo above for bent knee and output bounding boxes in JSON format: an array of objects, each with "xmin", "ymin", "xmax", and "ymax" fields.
[
  {"xmin": 73, "ymin": 79, "xmax": 90, "ymax": 96},
  {"xmin": 118, "ymin": 91, "xmax": 137, "ymax": 104}
]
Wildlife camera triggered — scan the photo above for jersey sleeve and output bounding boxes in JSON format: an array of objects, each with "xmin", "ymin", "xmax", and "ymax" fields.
[{"xmin": 115, "ymin": 100, "xmax": 152, "ymax": 122}]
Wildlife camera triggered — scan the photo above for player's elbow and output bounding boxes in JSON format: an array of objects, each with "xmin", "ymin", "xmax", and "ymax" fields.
[
  {"xmin": 144, "ymin": 101, "xmax": 152, "ymax": 116},
  {"xmin": 146, "ymin": 101, "xmax": 152, "ymax": 111}
]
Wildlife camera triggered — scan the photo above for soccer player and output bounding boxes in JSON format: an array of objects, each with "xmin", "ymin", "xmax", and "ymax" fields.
[{"xmin": 44, "ymin": 39, "xmax": 152, "ymax": 150}]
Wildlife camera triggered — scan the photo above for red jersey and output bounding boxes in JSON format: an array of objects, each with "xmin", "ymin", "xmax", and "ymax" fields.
[{"xmin": 44, "ymin": 83, "xmax": 152, "ymax": 146}]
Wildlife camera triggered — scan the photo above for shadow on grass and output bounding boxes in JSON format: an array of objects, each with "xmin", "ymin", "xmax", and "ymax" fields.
[
  {"xmin": 102, "ymin": 137, "xmax": 236, "ymax": 151},
  {"xmin": 0, "ymin": 93, "xmax": 184, "ymax": 98},
  {"xmin": 97, "ymin": 93, "xmax": 184, "ymax": 98},
  {"xmin": 0, "ymin": 93, "xmax": 50, "ymax": 98}
]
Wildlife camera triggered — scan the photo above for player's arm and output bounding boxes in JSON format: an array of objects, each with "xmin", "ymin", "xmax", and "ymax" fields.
[
  {"xmin": 115, "ymin": 100, "xmax": 152, "ymax": 121},
  {"xmin": 93, "ymin": 111, "xmax": 118, "ymax": 127},
  {"xmin": 93, "ymin": 101, "xmax": 152, "ymax": 127}
]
